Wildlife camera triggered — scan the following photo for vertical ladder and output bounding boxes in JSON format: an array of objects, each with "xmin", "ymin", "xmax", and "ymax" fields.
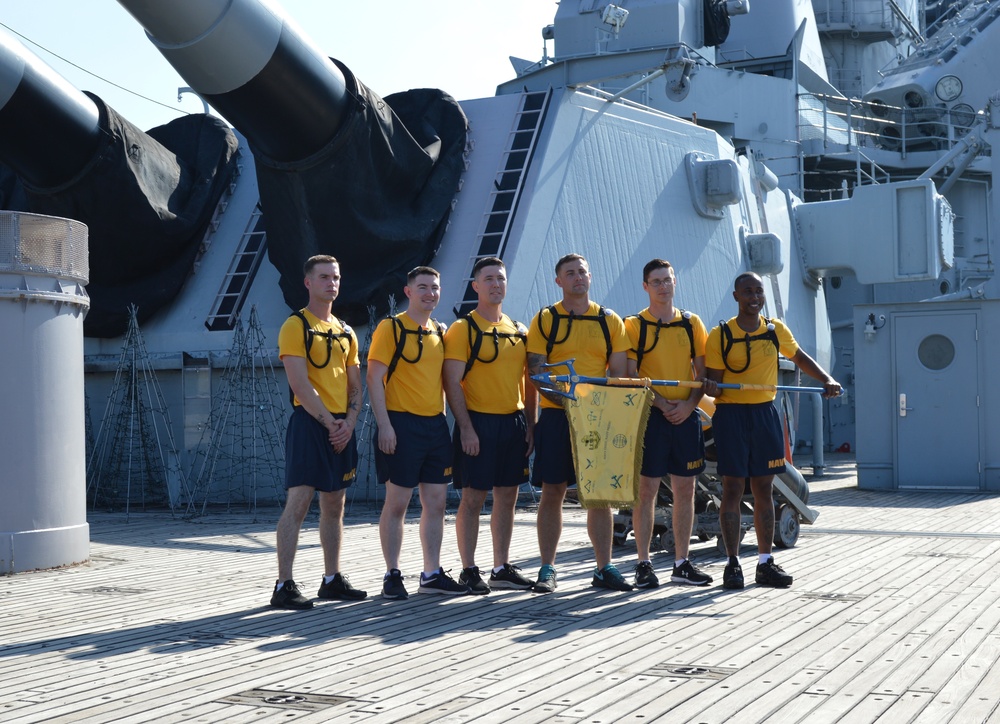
[
  {"xmin": 205, "ymin": 203, "xmax": 268, "ymax": 331},
  {"xmin": 453, "ymin": 89, "xmax": 552, "ymax": 316}
]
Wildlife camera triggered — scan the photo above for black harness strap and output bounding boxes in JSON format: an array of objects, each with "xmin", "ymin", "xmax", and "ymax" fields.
[
  {"xmin": 462, "ymin": 313, "xmax": 526, "ymax": 380},
  {"xmin": 540, "ymin": 305, "xmax": 612, "ymax": 361},
  {"xmin": 719, "ymin": 316, "xmax": 780, "ymax": 374},
  {"xmin": 385, "ymin": 315, "xmax": 446, "ymax": 384},
  {"xmin": 627, "ymin": 310, "xmax": 695, "ymax": 373},
  {"xmin": 291, "ymin": 310, "xmax": 352, "ymax": 370},
  {"xmin": 288, "ymin": 310, "xmax": 353, "ymax": 403}
]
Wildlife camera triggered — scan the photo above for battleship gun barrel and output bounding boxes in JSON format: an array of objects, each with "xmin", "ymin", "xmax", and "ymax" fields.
[
  {"xmin": 116, "ymin": 0, "xmax": 349, "ymax": 163},
  {"xmin": 118, "ymin": 0, "xmax": 469, "ymax": 325},
  {"xmin": 0, "ymin": 24, "xmax": 239, "ymax": 338},
  {"xmin": 0, "ymin": 28, "xmax": 102, "ymax": 188}
]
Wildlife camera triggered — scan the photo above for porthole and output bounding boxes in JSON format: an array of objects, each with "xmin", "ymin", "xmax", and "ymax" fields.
[
  {"xmin": 904, "ymin": 90, "xmax": 924, "ymax": 108},
  {"xmin": 917, "ymin": 334, "xmax": 955, "ymax": 370}
]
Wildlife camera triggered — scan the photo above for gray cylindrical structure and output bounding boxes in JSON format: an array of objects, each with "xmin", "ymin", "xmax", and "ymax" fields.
[
  {"xmin": 116, "ymin": 0, "xmax": 349, "ymax": 163},
  {"xmin": 0, "ymin": 211, "xmax": 89, "ymax": 574},
  {"xmin": 0, "ymin": 27, "xmax": 102, "ymax": 188},
  {"xmin": 117, "ymin": 0, "xmax": 469, "ymax": 326}
]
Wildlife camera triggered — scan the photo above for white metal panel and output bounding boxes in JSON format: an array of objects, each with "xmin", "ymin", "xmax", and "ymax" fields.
[
  {"xmin": 498, "ymin": 90, "xmax": 758, "ymax": 328},
  {"xmin": 721, "ymin": 0, "xmax": 828, "ymax": 81}
]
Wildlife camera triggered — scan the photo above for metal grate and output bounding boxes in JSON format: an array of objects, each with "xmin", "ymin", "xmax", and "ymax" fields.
[
  {"xmin": 799, "ymin": 591, "xmax": 865, "ymax": 602},
  {"xmin": 74, "ymin": 586, "xmax": 152, "ymax": 596},
  {"xmin": 0, "ymin": 210, "xmax": 88, "ymax": 281},
  {"xmin": 646, "ymin": 664, "xmax": 736, "ymax": 680},
  {"xmin": 220, "ymin": 689, "xmax": 353, "ymax": 712},
  {"xmin": 502, "ymin": 610, "xmax": 583, "ymax": 621}
]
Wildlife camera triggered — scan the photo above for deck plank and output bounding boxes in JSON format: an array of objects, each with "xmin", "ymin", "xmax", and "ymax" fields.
[
  {"xmin": 943, "ymin": 633, "xmax": 1000, "ymax": 723},
  {"xmin": 4, "ymin": 456, "xmax": 1000, "ymax": 722}
]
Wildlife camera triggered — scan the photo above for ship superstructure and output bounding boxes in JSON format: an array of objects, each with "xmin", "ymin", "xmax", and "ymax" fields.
[{"xmin": 0, "ymin": 0, "xmax": 995, "ymax": 538}]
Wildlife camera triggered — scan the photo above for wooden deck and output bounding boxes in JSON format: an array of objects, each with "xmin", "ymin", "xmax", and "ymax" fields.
[{"xmin": 3, "ymin": 454, "xmax": 1000, "ymax": 723}]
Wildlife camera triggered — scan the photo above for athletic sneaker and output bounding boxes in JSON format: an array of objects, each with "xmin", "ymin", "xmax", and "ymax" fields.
[
  {"xmin": 671, "ymin": 560, "xmax": 713, "ymax": 586},
  {"xmin": 270, "ymin": 580, "xmax": 313, "ymax": 610},
  {"xmin": 634, "ymin": 561, "xmax": 660, "ymax": 589},
  {"xmin": 756, "ymin": 558, "xmax": 794, "ymax": 588},
  {"xmin": 489, "ymin": 563, "xmax": 534, "ymax": 590},
  {"xmin": 382, "ymin": 569, "xmax": 409, "ymax": 600},
  {"xmin": 533, "ymin": 564, "xmax": 558, "ymax": 593},
  {"xmin": 722, "ymin": 560, "xmax": 744, "ymax": 590},
  {"xmin": 317, "ymin": 573, "xmax": 367, "ymax": 600},
  {"xmin": 459, "ymin": 566, "xmax": 491, "ymax": 595},
  {"xmin": 418, "ymin": 568, "xmax": 471, "ymax": 595},
  {"xmin": 592, "ymin": 564, "xmax": 634, "ymax": 591}
]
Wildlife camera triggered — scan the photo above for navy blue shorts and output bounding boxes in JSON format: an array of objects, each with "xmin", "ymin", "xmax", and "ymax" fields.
[
  {"xmin": 530, "ymin": 408, "xmax": 576, "ymax": 487},
  {"xmin": 640, "ymin": 410, "xmax": 706, "ymax": 478},
  {"xmin": 453, "ymin": 410, "xmax": 530, "ymax": 490},
  {"xmin": 711, "ymin": 402, "xmax": 786, "ymax": 478},
  {"xmin": 284, "ymin": 407, "xmax": 357, "ymax": 492},
  {"xmin": 375, "ymin": 411, "xmax": 452, "ymax": 487}
]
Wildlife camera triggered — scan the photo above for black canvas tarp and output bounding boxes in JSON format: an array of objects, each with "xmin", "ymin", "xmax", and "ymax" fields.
[
  {"xmin": 0, "ymin": 95, "xmax": 239, "ymax": 337},
  {"xmin": 255, "ymin": 60, "xmax": 468, "ymax": 325},
  {"xmin": 704, "ymin": 0, "xmax": 732, "ymax": 46}
]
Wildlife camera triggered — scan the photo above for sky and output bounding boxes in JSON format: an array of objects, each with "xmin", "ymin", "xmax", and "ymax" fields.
[{"xmin": 1, "ymin": 0, "xmax": 559, "ymax": 132}]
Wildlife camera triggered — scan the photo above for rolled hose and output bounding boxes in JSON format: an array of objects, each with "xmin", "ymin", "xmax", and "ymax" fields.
[{"xmin": 777, "ymin": 464, "xmax": 809, "ymax": 506}]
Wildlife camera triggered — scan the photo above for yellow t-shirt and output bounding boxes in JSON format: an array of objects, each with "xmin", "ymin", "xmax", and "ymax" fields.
[
  {"xmin": 444, "ymin": 311, "xmax": 527, "ymax": 414},
  {"xmin": 368, "ymin": 312, "xmax": 446, "ymax": 416},
  {"xmin": 624, "ymin": 308, "xmax": 707, "ymax": 401},
  {"xmin": 527, "ymin": 301, "xmax": 630, "ymax": 410},
  {"xmin": 705, "ymin": 316, "xmax": 798, "ymax": 404},
  {"xmin": 278, "ymin": 309, "xmax": 360, "ymax": 414}
]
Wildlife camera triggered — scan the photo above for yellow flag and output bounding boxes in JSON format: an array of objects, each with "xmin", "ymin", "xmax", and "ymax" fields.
[{"xmin": 565, "ymin": 383, "xmax": 653, "ymax": 509}]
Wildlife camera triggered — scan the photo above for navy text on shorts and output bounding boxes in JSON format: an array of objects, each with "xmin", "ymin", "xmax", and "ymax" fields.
[
  {"xmin": 640, "ymin": 410, "xmax": 706, "ymax": 478},
  {"xmin": 284, "ymin": 407, "xmax": 357, "ymax": 492},
  {"xmin": 711, "ymin": 402, "xmax": 786, "ymax": 478}
]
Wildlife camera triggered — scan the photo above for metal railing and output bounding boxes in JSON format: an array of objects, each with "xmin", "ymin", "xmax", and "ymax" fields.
[{"xmin": 797, "ymin": 92, "xmax": 986, "ymax": 157}]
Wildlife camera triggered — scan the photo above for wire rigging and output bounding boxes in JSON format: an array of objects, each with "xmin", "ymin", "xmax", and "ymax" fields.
[{"xmin": 0, "ymin": 21, "xmax": 191, "ymax": 117}]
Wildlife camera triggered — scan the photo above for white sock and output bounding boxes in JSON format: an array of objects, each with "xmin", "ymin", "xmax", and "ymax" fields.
[
  {"xmin": 759, "ymin": 554, "xmax": 772, "ymax": 564},
  {"xmin": 675, "ymin": 558, "xmax": 686, "ymax": 568},
  {"xmin": 323, "ymin": 573, "xmax": 337, "ymax": 584},
  {"xmin": 493, "ymin": 565, "xmax": 505, "ymax": 574}
]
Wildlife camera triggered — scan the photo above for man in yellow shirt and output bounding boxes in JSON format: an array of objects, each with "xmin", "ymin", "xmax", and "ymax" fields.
[
  {"xmin": 271, "ymin": 255, "xmax": 366, "ymax": 610},
  {"xmin": 706, "ymin": 272, "xmax": 841, "ymax": 590},
  {"xmin": 527, "ymin": 253, "xmax": 634, "ymax": 593},
  {"xmin": 367, "ymin": 267, "xmax": 470, "ymax": 598},
  {"xmin": 625, "ymin": 259, "xmax": 717, "ymax": 589},
  {"xmin": 444, "ymin": 257, "xmax": 537, "ymax": 594}
]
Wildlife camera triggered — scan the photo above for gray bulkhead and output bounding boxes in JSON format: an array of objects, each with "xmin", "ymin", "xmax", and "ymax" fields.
[{"xmin": 53, "ymin": 0, "xmax": 1000, "ymax": 506}]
